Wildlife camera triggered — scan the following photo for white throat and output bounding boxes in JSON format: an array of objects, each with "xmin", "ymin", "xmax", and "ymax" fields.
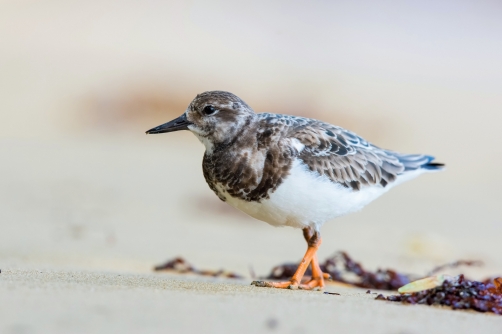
[{"xmin": 191, "ymin": 131, "xmax": 214, "ymax": 154}]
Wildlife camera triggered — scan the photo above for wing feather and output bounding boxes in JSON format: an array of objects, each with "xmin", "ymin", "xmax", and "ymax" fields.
[
  {"xmin": 256, "ymin": 113, "xmax": 442, "ymax": 191},
  {"xmin": 272, "ymin": 115, "xmax": 438, "ymax": 190}
]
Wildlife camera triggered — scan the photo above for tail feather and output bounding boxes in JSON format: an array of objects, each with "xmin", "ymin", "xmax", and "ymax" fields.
[{"xmin": 389, "ymin": 152, "xmax": 445, "ymax": 172}]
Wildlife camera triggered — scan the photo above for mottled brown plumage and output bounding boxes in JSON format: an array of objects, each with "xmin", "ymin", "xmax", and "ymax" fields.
[
  {"xmin": 201, "ymin": 119, "xmax": 297, "ymax": 202},
  {"xmin": 186, "ymin": 92, "xmax": 442, "ymax": 202}
]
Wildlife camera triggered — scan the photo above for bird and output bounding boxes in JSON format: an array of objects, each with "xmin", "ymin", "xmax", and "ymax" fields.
[{"xmin": 146, "ymin": 91, "xmax": 444, "ymax": 290}]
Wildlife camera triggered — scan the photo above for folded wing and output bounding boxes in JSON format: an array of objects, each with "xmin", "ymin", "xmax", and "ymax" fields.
[{"xmin": 279, "ymin": 116, "xmax": 443, "ymax": 191}]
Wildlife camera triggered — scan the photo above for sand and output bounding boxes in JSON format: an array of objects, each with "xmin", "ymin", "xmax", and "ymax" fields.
[{"xmin": 2, "ymin": 267, "xmax": 501, "ymax": 334}]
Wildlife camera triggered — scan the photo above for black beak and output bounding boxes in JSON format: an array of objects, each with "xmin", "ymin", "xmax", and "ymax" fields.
[{"xmin": 145, "ymin": 114, "xmax": 192, "ymax": 134}]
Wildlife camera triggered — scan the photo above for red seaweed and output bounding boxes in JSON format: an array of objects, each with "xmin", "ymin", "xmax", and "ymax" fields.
[{"xmin": 376, "ymin": 276, "xmax": 502, "ymax": 315}]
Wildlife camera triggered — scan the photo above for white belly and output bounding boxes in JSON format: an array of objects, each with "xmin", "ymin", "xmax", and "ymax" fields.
[{"xmin": 219, "ymin": 159, "xmax": 425, "ymax": 230}]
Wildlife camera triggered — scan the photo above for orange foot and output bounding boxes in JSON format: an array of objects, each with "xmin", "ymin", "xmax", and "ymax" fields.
[
  {"xmin": 251, "ymin": 256, "xmax": 328, "ymax": 290},
  {"xmin": 251, "ymin": 229, "xmax": 326, "ymax": 291}
]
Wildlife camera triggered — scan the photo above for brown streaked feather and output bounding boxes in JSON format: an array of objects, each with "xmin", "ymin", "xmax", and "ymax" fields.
[{"xmin": 202, "ymin": 119, "xmax": 295, "ymax": 202}]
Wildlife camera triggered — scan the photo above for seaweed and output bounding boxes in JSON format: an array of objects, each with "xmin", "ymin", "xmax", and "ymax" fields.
[
  {"xmin": 154, "ymin": 257, "xmax": 243, "ymax": 279},
  {"xmin": 376, "ymin": 275, "xmax": 502, "ymax": 315}
]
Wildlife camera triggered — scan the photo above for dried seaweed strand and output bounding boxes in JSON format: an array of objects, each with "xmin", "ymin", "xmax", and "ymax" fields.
[{"xmin": 154, "ymin": 257, "xmax": 243, "ymax": 279}]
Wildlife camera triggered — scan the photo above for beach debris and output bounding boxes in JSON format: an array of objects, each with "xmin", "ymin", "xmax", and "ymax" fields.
[
  {"xmin": 266, "ymin": 252, "xmax": 485, "ymax": 291},
  {"xmin": 376, "ymin": 275, "xmax": 502, "ymax": 315},
  {"xmin": 398, "ymin": 274, "xmax": 452, "ymax": 294},
  {"xmin": 325, "ymin": 252, "xmax": 412, "ymax": 290},
  {"xmin": 154, "ymin": 257, "xmax": 243, "ymax": 279},
  {"xmin": 154, "ymin": 257, "xmax": 194, "ymax": 273},
  {"xmin": 323, "ymin": 292, "xmax": 341, "ymax": 295}
]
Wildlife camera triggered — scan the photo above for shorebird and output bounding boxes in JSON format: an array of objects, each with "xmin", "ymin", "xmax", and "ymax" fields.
[{"xmin": 146, "ymin": 91, "xmax": 444, "ymax": 290}]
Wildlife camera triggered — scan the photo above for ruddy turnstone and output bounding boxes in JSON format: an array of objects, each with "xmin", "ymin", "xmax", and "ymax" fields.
[{"xmin": 146, "ymin": 91, "xmax": 444, "ymax": 290}]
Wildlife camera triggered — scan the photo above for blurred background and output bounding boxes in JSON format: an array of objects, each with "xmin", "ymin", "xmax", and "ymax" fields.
[{"xmin": 1, "ymin": 0, "xmax": 501, "ymax": 279}]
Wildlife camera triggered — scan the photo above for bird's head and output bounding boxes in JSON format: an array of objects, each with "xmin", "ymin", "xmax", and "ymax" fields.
[{"xmin": 146, "ymin": 91, "xmax": 255, "ymax": 151}]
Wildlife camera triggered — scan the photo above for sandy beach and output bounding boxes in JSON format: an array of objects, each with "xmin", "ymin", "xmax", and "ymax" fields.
[{"xmin": 2, "ymin": 266, "xmax": 502, "ymax": 334}]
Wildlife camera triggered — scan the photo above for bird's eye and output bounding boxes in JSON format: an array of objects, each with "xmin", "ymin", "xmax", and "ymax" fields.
[{"xmin": 202, "ymin": 105, "xmax": 217, "ymax": 115}]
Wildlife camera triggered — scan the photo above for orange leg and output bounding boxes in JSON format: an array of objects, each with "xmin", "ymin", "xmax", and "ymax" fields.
[
  {"xmin": 299, "ymin": 254, "xmax": 326, "ymax": 289},
  {"xmin": 251, "ymin": 227, "xmax": 326, "ymax": 290}
]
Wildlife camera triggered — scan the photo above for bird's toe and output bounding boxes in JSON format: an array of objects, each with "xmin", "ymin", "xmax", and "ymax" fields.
[{"xmin": 250, "ymin": 280, "xmax": 268, "ymax": 287}]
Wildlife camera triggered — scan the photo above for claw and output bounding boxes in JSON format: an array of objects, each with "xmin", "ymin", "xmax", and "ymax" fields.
[
  {"xmin": 251, "ymin": 280, "xmax": 299, "ymax": 289},
  {"xmin": 251, "ymin": 280, "xmax": 269, "ymax": 287}
]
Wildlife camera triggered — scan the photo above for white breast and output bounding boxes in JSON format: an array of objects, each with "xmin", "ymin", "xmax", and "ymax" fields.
[{"xmin": 219, "ymin": 159, "xmax": 417, "ymax": 230}]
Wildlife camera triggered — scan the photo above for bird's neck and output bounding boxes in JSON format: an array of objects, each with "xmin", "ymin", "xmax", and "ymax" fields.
[{"xmin": 201, "ymin": 116, "xmax": 259, "ymax": 156}]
